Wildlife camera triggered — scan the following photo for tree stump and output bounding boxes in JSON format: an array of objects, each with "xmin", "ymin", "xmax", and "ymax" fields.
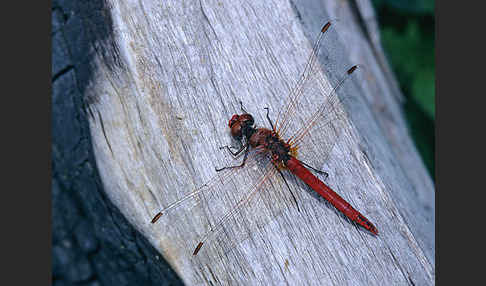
[{"xmin": 68, "ymin": 0, "xmax": 435, "ymax": 284}]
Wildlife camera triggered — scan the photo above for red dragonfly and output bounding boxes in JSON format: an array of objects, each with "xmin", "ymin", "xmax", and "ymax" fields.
[{"xmin": 151, "ymin": 21, "xmax": 378, "ymax": 255}]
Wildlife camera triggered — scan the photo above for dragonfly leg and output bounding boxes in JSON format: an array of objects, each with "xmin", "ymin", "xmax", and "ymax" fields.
[
  {"xmin": 238, "ymin": 100, "xmax": 248, "ymax": 113},
  {"xmin": 219, "ymin": 143, "xmax": 246, "ymax": 158},
  {"xmin": 300, "ymin": 160, "xmax": 329, "ymax": 180},
  {"xmin": 275, "ymin": 166, "xmax": 300, "ymax": 212},
  {"xmin": 215, "ymin": 145, "xmax": 250, "ymax": 172},
  {"xmin": 263, "ymin": 107, "xmax": 275, "ymax": 131}
]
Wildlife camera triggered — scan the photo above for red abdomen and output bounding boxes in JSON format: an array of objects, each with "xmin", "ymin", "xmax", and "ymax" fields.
[{"xmin": 285, "ymin": 157, "xmax": 378, "ymax": 234}]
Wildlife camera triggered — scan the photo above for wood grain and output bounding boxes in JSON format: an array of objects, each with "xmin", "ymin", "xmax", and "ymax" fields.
[{"xmin": 83, "ymin": 0, "xmax": 434, "ymax": 285}]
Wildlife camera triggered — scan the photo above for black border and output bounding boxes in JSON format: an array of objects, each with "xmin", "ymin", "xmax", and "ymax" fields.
[
  {"xmin": 436, "ymin": 0, "xmax": 486, "ymax": 284},
  {"xmin": 5, "ymin": 0, "xmax": 52, "ymax": 284},
  {"xmin": 14, "ymin": 0, "xmax": 469, "ymax": 284}
]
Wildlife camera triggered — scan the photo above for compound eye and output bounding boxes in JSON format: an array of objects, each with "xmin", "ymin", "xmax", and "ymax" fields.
[
  {"xmin": 228, "ymin": 114, "xmax": 239, "ymax": 128},
  {"xmin": 230, "ymin": 123, "xmax": 243, "ymax": 139}
]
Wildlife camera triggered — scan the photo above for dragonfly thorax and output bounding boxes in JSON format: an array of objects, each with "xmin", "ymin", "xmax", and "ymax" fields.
[{"xmin": 249, "ymin": 128, "xmax": 292, "ymax": 164}]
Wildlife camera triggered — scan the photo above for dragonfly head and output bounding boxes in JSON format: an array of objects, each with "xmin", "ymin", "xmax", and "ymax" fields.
[{"xmin": 228, "ymin": 113, "xmax": 254, "ymax": 140}]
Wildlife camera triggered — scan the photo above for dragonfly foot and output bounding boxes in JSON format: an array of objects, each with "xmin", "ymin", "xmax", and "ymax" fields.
[{"xmin": 320, "ymin": 171, "xmax": 329, "ymax": 181}]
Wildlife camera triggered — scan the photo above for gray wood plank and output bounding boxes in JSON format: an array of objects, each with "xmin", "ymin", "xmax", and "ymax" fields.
[{"xmin": 83, "ymin": 0, "xmax": 435, "ymax": 285}]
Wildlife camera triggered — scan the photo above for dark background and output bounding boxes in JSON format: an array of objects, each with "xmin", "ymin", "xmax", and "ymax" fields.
[{"xmin": 51, "ymin": 0, "xmax": 434, "ymax": 285}]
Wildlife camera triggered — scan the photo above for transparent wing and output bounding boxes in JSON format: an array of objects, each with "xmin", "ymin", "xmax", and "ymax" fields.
[
  {"xmin": 274, "ymin": 22, "xmax": 332, "ymax": 137},
  {"xmin": 151, "ymin": 148, "xmax": 267, "ymax": 219},
  {"xmin": 274, "ymin": 21, "xmax": 359, "ymax": 171},
  {"xmin": 152, "ymin": 147, "xmax": 299, "ymax": 256},
  {"xmin": 285, "ymin": 66, "xmax": 360, "ymax": 170}
]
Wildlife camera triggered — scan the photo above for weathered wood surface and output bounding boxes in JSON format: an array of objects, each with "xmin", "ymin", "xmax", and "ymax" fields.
[{"xmin": 83, "ymin": 0, "xmax": 434, "ymax": 285}]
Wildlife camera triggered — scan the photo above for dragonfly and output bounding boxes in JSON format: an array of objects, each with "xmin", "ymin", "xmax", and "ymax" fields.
[{"xmin": 151, "ymin": 21, "xmax": 378, "ymax": 256}]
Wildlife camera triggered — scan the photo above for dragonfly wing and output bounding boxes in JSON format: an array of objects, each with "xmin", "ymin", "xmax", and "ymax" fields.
[
  {"xmin": 197, "ymin": 156, "xmax": 306, "ymax": 256},
  {"xmin": 274, "ymin": 22, "xmax": 332, "ymax": 137},
  {"xmin": 155, "ymin": 148, "xmax": 301, "ymax": 256},
  {"xmin": 152, "ymin": 147, "xmax": 267, "ymax": 217},
  {"xmin": 272, "ymin": 21, "xmax": 361, "ymax": 175},
  {"xmin": 284, "ymin": 65, "xmax": 361, "ymax": 176}
]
